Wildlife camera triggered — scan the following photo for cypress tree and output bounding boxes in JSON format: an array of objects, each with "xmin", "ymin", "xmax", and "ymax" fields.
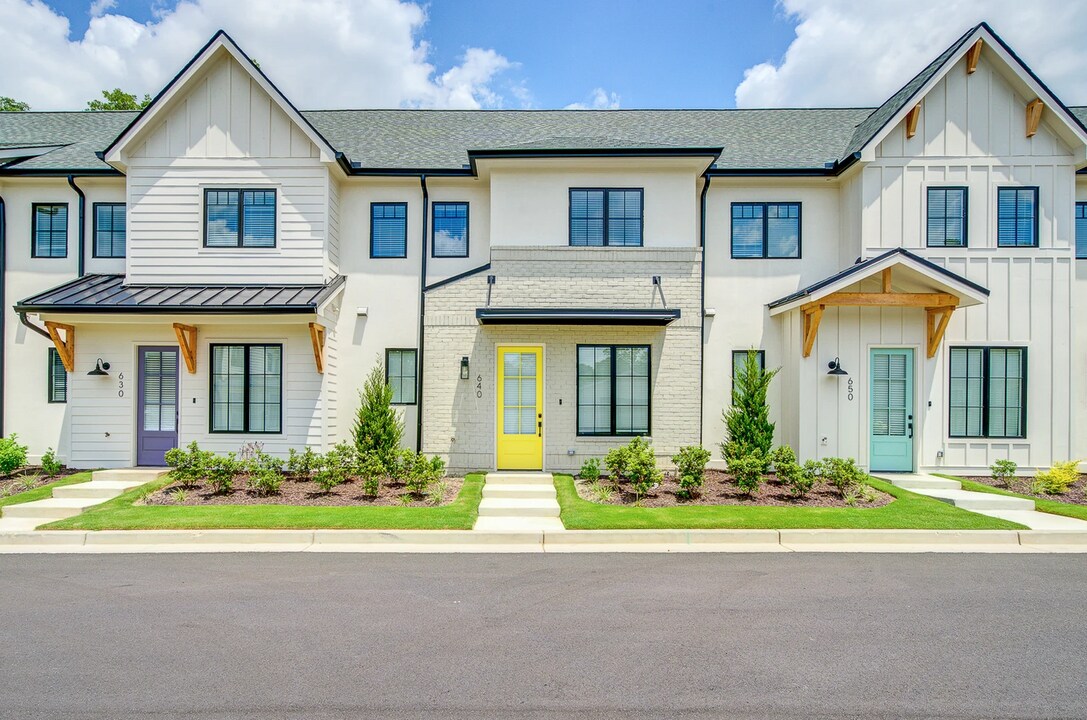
[
  {"xmin": 353, "ymin": 363, "xmax": 403, "ymax": 462},
  {"xmin": 721, "ymin": 350, "xmax": 778, "ymax": 467}
]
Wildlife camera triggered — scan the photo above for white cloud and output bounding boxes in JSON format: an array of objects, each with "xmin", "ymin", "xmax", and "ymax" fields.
[
  {"xmin": 735, "ymin": 0, "xmax": 1087, "ymax": 108},
  {"xmin": 0, "ymin": 0, "xmax": 517, "ymax": 110},
  {"xmin": 564, "ymin": 87, "xmax": 621, "ymax": 110},
  {"xmin": 88, "ymin": 0, "xmax": 117, "ymax": 17}
]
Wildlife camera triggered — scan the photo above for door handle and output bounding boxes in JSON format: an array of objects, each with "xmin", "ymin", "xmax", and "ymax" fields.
[
  {"xmin": 537, "ymin": 413, "xmax": 542, "ymax": 437},
  {"xmin": 908, "ymin": 422, "xmax": 914, "ymax": 439}
]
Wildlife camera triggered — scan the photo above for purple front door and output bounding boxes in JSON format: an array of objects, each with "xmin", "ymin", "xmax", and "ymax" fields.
[{"xmin": 137, "ymin": 347, "xmax": 179, "ymax": 466}]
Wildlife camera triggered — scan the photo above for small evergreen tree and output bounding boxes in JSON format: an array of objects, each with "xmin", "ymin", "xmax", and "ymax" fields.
[
  {"xmin": 721, "ymin": 350, "xmax": 778, "ymax": 468},
  {"xmin": 353, "ymin": 363, "xmax": 403, "ymax": 463}
]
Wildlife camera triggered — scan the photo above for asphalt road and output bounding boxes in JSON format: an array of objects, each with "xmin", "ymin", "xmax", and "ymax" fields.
[{"xmin": 0, "ymin": 552, "xmax": 1084, "ymax": 720}]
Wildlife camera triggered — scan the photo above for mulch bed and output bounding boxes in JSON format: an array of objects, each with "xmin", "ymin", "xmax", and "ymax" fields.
[
  {"xmin": 964, "ymin": 474, "xmax": 1087, "ymax": 505},
  {"xmin": 575, "ymin": 469, "xmax": 892, "ymax": 509},
  {"xmin": 0, "ymin": 467, "xmax": 82, "ymax": 498},
  {"xmin": 142, "ymin": 474, "xmax": 464, "ymax": 508}
]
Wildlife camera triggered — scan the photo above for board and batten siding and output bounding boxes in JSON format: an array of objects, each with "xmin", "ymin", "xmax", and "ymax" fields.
[{"xmin": 123, "ymin": 54, "xmax": 330, "ymax": 285}]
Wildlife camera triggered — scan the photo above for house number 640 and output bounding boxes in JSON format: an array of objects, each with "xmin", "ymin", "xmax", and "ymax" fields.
[
  {"xmin": 476, "ymin": 374, "xmax": 483, "ymax": 399},
  {"xmin": 117, "ymin": 371, "xmax": 125, "ymax": 398},
  {"xmin": 846, "ymin": 377, "xmax": 854, "ymax": 402}
]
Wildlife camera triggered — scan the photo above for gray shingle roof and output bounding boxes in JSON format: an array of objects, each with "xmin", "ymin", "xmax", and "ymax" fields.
[{"xmin": 0, "ymin": 111, "xmax": 137, "ymax": 172}]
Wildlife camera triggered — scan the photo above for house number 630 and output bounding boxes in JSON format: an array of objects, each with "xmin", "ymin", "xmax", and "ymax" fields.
[
  {"xmin": 118, "ymin": 371, "xmax": 124, "ymax": 398},
  {"xmin": 846, "ymin": 377, "xmax": 854, "ymax": 402}
]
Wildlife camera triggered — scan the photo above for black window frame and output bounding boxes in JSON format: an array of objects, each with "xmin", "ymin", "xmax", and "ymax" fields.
[
  {"xmin": 370, "ymin": 201, "xmax": 408, "ymax": 259},
  {"xmin": 926, "ymin": 186, "xmax": 968, "ymax": 248},
  {"xmin": 948, "ymin": 346, "xmax": 1028, "ymax": 439},
  {"xmin": 729, "ymin": 202, "xmax": 802, "ymax": 259},
  {"xmin": 568, "ymin": 188, "xmax": 644, "ymax": 247},
  {"xmin": 202, "ymin": 188, "xmax": 278, "ymax": 249},
  {"xmin": 47, "ymin": 347, "xmax": 67, "ymax": 404},
  {"xmin": 92, "ymin": 202, "xmax": 127, "ymax": 258},
  {"xmin": 996, "ymin": 186, "xmax": 1039, "ymax": 248},
  {"xmin": 385, "ymin": 348, "xmax": 418, "ymax": 406},
  {"xmin": 431, "ymin": 201, "xmax": 470, "ymax": 258},
  {"xmin": 575, "ymin": 344, "xmax": 651, "ymax": 437},
  {"xmin": 31, "ymin": 202, "xmax": 69, "ymax": 258},
  {"xmin": 731, "ymin": 349, "xmax": 765, "ymax": 396},
  {"xmin": 208, "ymin": 343, "xmax": 283, "ymax": 434},
  {"xmin": 1075, "ymin": 201, "xmax": 1087, "ymax": 260}
]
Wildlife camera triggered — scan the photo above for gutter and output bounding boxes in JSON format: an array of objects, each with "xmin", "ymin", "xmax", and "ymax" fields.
[
  {"xmin": 698, "ymin": 174, "xmax": 711, "ymax": 447},
  {"xmin": 19, "ymin": 312, "xmax": 51, "ymax": 340},
  {"xmin": 66, "ymin": 175, "xmax": 86, "ymax": 277},
  {"xmin": 417, "ymin": 175, "xmax": 429, "ymax": 453}
]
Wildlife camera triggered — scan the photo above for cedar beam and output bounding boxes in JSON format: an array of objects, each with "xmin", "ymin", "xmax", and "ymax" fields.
[
  {"xmin": 881, "ymin": 268, "xmax": 892, "ymax": 294},
  {"xmin": 905, "ymin": 104, "xmax": 921, "ymax": 139},
  {"xmin": 801, "ymin": 291, "xmax": 958, "ymax": 312},
  {"xmin": 802, "ymin": 305, "xmax": 824, "ymax": 358},
  {"xmin": 1025, "ymin": 99, "xmax": 1044, "ymax": 138},
  {"xmin": 308, "ymin": 322, "xmax": 325, "ymax": 374},
  {"xmin": 926, "ymin": 307, "xmax": 954, "ymax": 358},
  {"xmin": 172, "ymin": 323, "xmax": 198, "ymax": 374},
  {"xmin": 966, "ymin": 39, "xmax": 983, "ymax": 74},
  {"xmin": 44, "ymin": 321, "xmax": 75, "ymax": 372}
]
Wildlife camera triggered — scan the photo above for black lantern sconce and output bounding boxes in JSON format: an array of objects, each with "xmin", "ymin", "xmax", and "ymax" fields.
[
  {"xmin": 88, "ymin": 358, "xmax": 111, "ymax": 376},
  {"xmin": 460, "ymin": 356, "xmax": 470, "ymax": 380},
  {"xmin": 827, "ymin": 357, "xmax": 848, "ymax": 376}
]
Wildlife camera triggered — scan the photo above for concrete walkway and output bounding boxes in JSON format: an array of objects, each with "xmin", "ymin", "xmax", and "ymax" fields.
[
  {"xmin": 873, "ymin": 472, "xmax": 1087, "ymax": 530},
  {"xmin": 0, "ymin": 469, "xmax": 165, "ymax": 532},
  {"xmin": 473, "ymin": 472, "xmax": 564, "ymax": 531}
]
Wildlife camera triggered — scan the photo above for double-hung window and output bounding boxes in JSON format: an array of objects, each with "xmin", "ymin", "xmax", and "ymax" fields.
[
  {"xmin": 385, "ymin": 349, "xmax": 417, "ymax": 405},
  {"xmin": 577, "ymin": 345, "xmax": 650, "ymax": 436},
  {"xmin": 93, "ymin": 203, "xmax": 126, "ymax": 257},
  {"xmin": 927, "ymin": 187, "xmax": 967, "ymax": 247},
  {"xmin": 371, "ymin": 202, "xmax": 408, "ymax": 258},
  {"xmin": 731, "ymin": 350, "xmax": 765, "ymax": 396},
  {"xmin": 949, "ymin": 347, "xmax": 1027, "ymax": 438},
  {"xmin": 996, "ymin": 187, "xmax": 1038, "ymax": 247},
  {"xmin": 210, "ymin": 344, "xmax": 282, "ymax": 433},
  {"xmin": 432, "ymin": 202, "xmax": 468, "ymax": 257},
  {"xmin": 1075, "ymin": 202, "xmax": 1087, "ymax": 259},
  {"xmin": 569, "ymin": 188, "xmax": 643, "ymax": 247},
  {"xmin": 204, "ymin": 189, "xmax": 276, "ymax": 248},
  {"xmin": 48, "ymin": 348, "xmax": 67, "ymax": 403},
  {"xmin": 32, "ymin": 203, "xmax": 68, "ymax": 258},
  {"xmin": 731, "ymin": 202, "xmax": 800, "ymax": 258}
]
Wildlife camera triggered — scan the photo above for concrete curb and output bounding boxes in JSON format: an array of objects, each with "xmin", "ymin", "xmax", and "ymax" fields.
[{"xmin": 1, "ymin": 527, "xmax": 1087, "ymax": 553}]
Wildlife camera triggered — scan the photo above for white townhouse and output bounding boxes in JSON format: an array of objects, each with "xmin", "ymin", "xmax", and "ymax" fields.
[{"xmin": 0, "ymin": 22, "xmax": 1084, "ymax": 475}]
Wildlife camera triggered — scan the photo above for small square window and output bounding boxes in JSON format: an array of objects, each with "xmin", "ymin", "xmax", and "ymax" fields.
[
  {"xmin": 93, "ymin": 203, "xmax": 126, "ymax": 258},
  {"xmin": 204, "ymin": 189, "xmax": 276, "ymax": 248},
  {"xmin": 569, "ymin": 189, "xmax": 643, "ymax": 247},
  {"xmin": 32, "ymin": 204, "xmax": 68, "ymax": 258},
  {"xmin": 371, "ymin": 202, "xmax": 408, "ymax": 258},
  {"xmin": 927, "ymin": 188, "xmax": 967, "ymax": 247},
  {"xmin": 731, "ymin": 203, "xmax": 800, "ymax": 258},
  {"xmin": 996, "ymin": 187, "xmax": 1038, "ymax": 247},
  {"xmin": 433, "ymin": 202, "xmax": 468, "ymax": 257},
  {"xmin": 386, "ymin": 349, "xmax": 417, "ymax": 404}
]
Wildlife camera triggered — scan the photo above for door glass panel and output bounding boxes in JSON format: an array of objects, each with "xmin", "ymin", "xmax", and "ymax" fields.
[
  {"xmin": 142, "ymin": 350, "xmax": 178, "ymax": 432},
  {"xmin": 502, "ymin": 351, "xmax": 538, "ymax": 435},
  {"xmin": 872, "ymin": 352, "xmax": 907, "ymax": 438}
]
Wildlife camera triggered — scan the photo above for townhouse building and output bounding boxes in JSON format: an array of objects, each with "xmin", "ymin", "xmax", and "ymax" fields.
[{"xmin": 0, "ymin": 22, "xmax": 1084, "ymax": 474}]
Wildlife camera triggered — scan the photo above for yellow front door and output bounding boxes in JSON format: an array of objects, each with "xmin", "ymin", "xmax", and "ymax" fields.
[{"xmin": 496, "ymin": 346, "xmax": 544, "ymax": 470}]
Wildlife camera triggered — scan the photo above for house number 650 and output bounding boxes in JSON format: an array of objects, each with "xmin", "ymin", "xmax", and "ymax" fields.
[
  {"xmin": 846, "ymin": 377, "xmax": 854, "ymax": 402},
  {"xmin": 117, "ymin": 371, "xmax": 125, "ymax": 398}
]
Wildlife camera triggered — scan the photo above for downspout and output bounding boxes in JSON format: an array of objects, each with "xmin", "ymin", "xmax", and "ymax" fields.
[
  {"xmin": 416, "ymin": 175, "xmax": 429, "ymax": 452},
  {"xmin": 66, "ymin": 175, "xmax": 86, "ymax": 277},
  {"xmin": 0, "ymin": 193, "xmax": 5, "ymax": 437},
  {"xmin": 698, "ymin": 174, "xmax": 711, "ymax": 446}
]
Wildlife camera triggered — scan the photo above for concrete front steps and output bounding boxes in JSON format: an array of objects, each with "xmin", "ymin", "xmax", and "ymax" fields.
[
  {"xmin": 875, "ymin": 472, "xmax": 1087, "ymax": 530},
  {"xmin": 0, "ymin": 468, "xmax": 166, "ymax": 532},
  {"xmin": 474, "ymin": 472, "xmax": 564, "ymax": 532}
]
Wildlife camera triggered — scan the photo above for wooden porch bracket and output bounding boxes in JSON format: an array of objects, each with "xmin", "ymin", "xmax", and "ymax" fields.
[
  {"xmin": 881, "ymin": 268, "xmax": 893, "ymax": 294},
  {"xmin": 926, "ymin": 306, "xmax": 955, "ymax": 358},
  {"xmin": 308, "ymin": 322, "xmax": 325, "ymax": 374},
  {"xmin": 801, "ymin": 305, "xmax": 824, "ymax": 358},
  {"xmin": 1025, "ymin": 99, "xmax": 1044, "ymax": 138},
  {"xmin": 172, "ymin": 323, "xmax": 198, "ymax": 373},
  {"xmin": 904, "ymin": 104, "xmax": 921, "ymax": 139},
  {"xmin": 44, "ymin": 321, "xmax": 75, "ymax": 372},
  {"xmin": 966, "ymin": 39, "xmax": 983, "ymax": 74}
]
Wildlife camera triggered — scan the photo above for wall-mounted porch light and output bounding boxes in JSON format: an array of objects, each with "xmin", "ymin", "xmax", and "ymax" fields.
[
  {"xmin": 460, "ymin": 356, "xmax": 470, "ymax": 380},
  {"xmin": 88, "ymin": 358, "xmax": 111, "ymax": 376},
  {"xmin": 827, "ymin": 357, "xmax": 848, "ymax": 376}
]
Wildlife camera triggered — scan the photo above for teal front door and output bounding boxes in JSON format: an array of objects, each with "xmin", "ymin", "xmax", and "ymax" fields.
[{"xmin": 870, "ymin": 349, "xmax": 914, "ymax": 472}]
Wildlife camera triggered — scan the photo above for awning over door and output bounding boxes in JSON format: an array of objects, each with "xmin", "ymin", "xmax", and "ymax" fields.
[{"xmin": 475, "ymin": 307, "xmax": 680, "ymax": 326}]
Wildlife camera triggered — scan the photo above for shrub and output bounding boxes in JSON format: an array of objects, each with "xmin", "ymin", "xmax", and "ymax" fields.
[
  {"xmin": 426, "ymin": 480, "xmax": 449, "ymax": 507},
  {"xmin": 314, "ymin": 443, "xmax": 356, "ymax": 494},
  {"xmin": 1031, "ymin": 461, "xmax": 1080, "ymax": 495},
  {"xmin": 604, "ymin": 445, "xmax": 630, "ymax": 482},
  {"xmin": 165, "ymin": 441, "xmax": 214, "ymax": 489},
  {"xmin": 587, "ymin": 480, "xmax": 614, "ymax": 503},
  {"xmin": 40, "ymin": 448, "xmax": 62, "ymax": 477},
  {"xmin": 772, "ymin": 446, "xmax": 813, "ymax": 498},
  {"xmin": 721, "ymin": 350, "xmax": 778, "ymax": 470},
  {"xmin": 205, "ymin": 453, "xmax": 241, "ymax": 494},
  {"xmin": 819, "ymin": 457, "xmax": 868, "ymax": 499},
  {"xmin": 170, "ymin": 488, "xmax": 188, "ymax": 503},
  {"xmin": 246, "ymin": 452, "xmax": 285, "ymax": 497},
  {"xmin": 579, "ymin": 457, "xmax": 601, "ymax": 482},
  {"xmin": 673, "ymin": 445, "xmax": 710, "ymax": 500},
  {"xmin": 990, "ymin": 459, "xmax": 1017, "ymax": 488},
  {"xmin": 0, "ymin": 434, "xmax": 29, "ymax": 475},
  {"xmin": 353, "ymin": 363, "xmax": 403, "ymax": 465},
  {"xmin": 625, "ymin": 437, "xmax": 662, "ymax": 501},
  {"xmin": 676, "ymin": 474, "xmax": 702, "ymax": 501},
  {"xmin": 287, "ymin": 447, "xmax": 320, "ymax": 477},
  {"xmin": 19, "ymin": 473, "xmax": 39, "ymax": 491},
  {"xmin": 402, "ymin": 451, "xmax": 445, "ymax": 497},
  {"xmin": 356, "ymin": 452, "xmax": 385, "ymax": 497},
  {"xmin": 728, "ymin": 451, "xmax": 765, "ymax": 496}
]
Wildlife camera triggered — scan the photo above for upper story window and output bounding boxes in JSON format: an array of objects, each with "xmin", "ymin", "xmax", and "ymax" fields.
[
  {"xmin": 432, "ymin": 202, "xmax": 469, "ymax": 258},
  {"xmin": 927, "ymin": 188, "xmax": 967, "ymax": 247},
  {"xmin": 1075, "ymin": 202, "xmax": 1087, "ymax": 259},
  {"xmin": 569, "ymin": 188, "xmax": 643, "ymax": 247},
  {"xmin": 996, "ymin": 187, "xmax": 1038, "ymax": 248},
  {"xmin": 371, "ymin": 202, "xmax": 407, "ymax": 258},
  {"xmin": 731, "ymin": 202, "xmax": 800, "ymax": 258},
  {"xmin": 204, "ymin": 189, "xmax": 276, "ymax": 248},
  {"xmin": 93, "ymin": 203, "xmax": 126, "ymax": 258},
  {"xmin": 32, "ymin": 203, "xmax": 68, "ymax": 258}
]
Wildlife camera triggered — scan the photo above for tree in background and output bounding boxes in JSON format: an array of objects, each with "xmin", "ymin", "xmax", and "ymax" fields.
[
  {"xmin": 86, "ymin": 89, "xmax": 152, "ymax": 111},
  {"xmin": 0, "ymin": 97, "xmax": 30, "ymax": 112},
  {"xmin": 721, "ymin": 349, "xmax": 779, "ymax": 467},
  {"xmin": 353, "ymin": 363, "xmax": 403, "ymax": 464}
]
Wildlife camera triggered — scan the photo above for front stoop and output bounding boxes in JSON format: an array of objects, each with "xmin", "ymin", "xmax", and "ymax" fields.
[
  {"xmin": 474, "ymin": 472, "xmax": 565, "ymax": 532},
  {"xmin": 0, "ymin": 468, "xmax": 166, "ymax": 531},
  {"xmin": 874, "ymin": 472, "xmax": 1087, "ymax": 530}
]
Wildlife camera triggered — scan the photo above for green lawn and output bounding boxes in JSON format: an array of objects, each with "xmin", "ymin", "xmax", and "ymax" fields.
[
  {"xmin": 43, "ymin": 473, "xmax": 485, "ymax": 531},
  {"xmin": 556, "ymin": 475, "xmax": 1026, "ymax": 530},
  {"xmin": 0, "ymin": 472, "xmax": 93, "ymax": 512},
  {"xmin": 939, "ymin": 474, "xmax": 1087, "ymax": 522}
]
